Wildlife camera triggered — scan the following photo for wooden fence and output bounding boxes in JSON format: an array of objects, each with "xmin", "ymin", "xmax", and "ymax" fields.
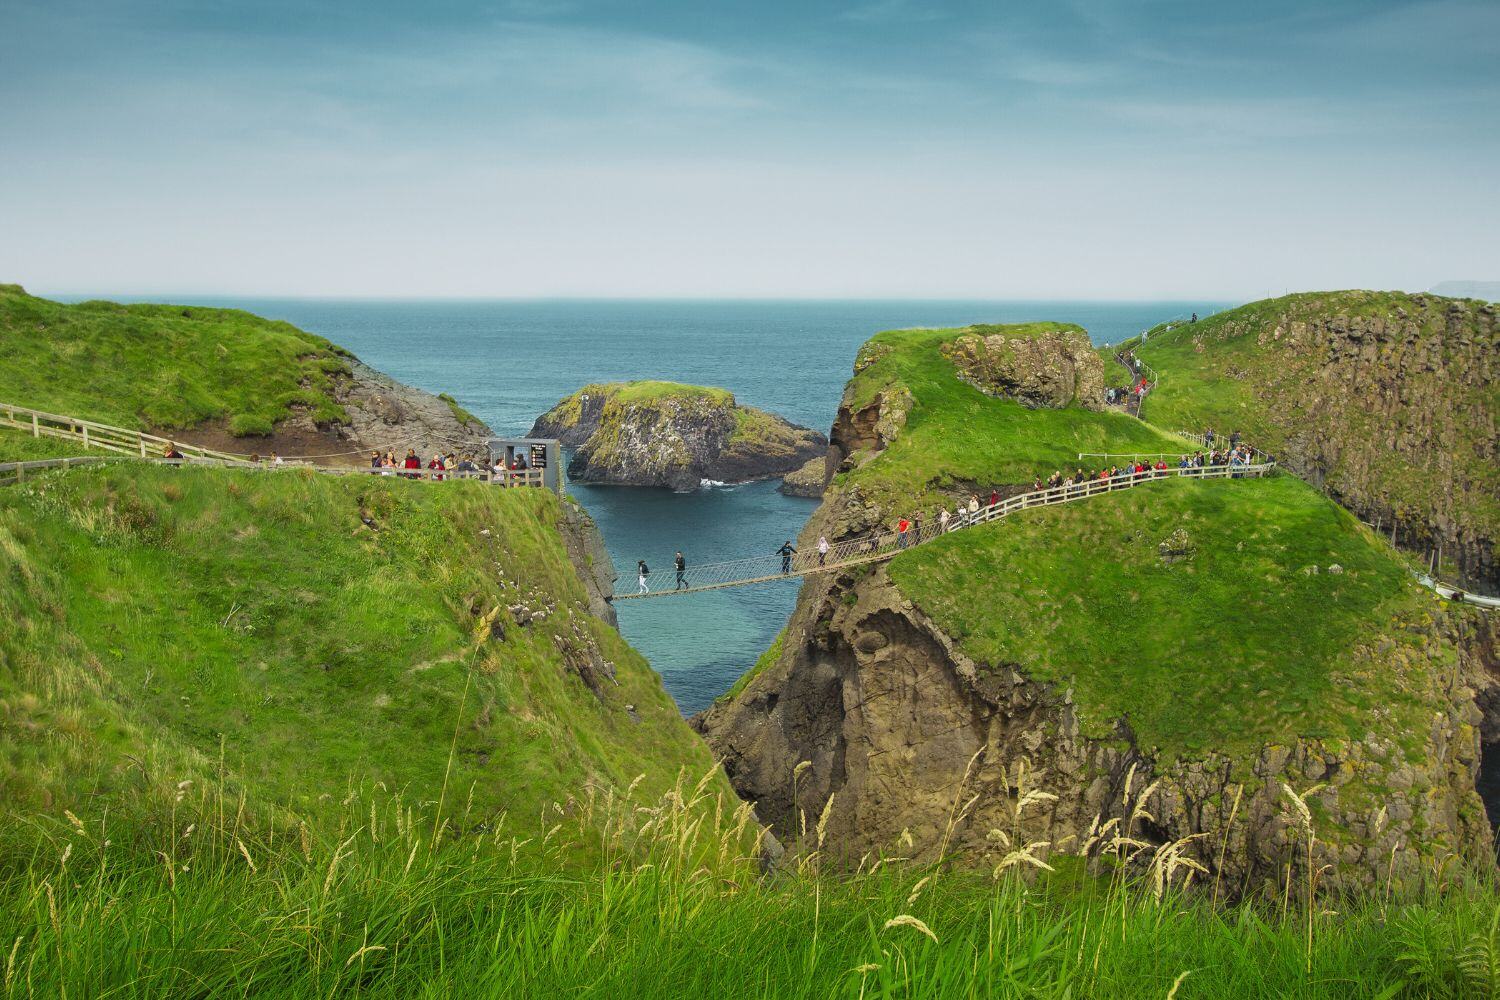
[{"xmin": 0, "ymin": 401, "xmax": 245, "ymax": 462}]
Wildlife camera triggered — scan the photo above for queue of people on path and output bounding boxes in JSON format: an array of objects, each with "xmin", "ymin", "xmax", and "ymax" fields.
[{"xmin": 361, "ymin": 448, "xmax": 541, "ymax": 485}]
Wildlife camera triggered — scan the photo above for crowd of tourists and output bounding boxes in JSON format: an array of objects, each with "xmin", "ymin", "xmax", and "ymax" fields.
[
  {"xmin": 158, "ymin": 438, "xmax": 546, "ymax": 487},
  {"xmin": 1107, "ymin": 350, "xmax": 1151, "ymax": 407},
  {"xmin": 365, "ymin": 449, "xmax": 538, "ymax": 484}
]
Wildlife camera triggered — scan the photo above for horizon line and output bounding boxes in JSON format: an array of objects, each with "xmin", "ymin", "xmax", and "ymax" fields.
[{"xmin": 26, "ymin": 288, "xmax": 1323, "ymax": 306}]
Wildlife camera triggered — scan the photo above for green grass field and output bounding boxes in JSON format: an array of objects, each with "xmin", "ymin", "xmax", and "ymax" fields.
[
  {"xmin": 833, "ymin": 324, "xmax": 1191, "ymax": 515},
  {"xmin": 2, "ymin": 780, "xmax": 1495, "ymax": 998},
  {"xmin": 0, "ymin": 284, "xmax": 353, "ymax": 434},
  {"xmin": 0, "ymin": 463, "xmax": 715, "ymax": 833},
  {"xmin": 889, "ymin": 475, "xmax": 1444, "ymax": 762}
]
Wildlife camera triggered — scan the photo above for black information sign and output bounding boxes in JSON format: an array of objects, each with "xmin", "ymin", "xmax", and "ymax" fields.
[{"xmin": 529, "ymin": 444, "xmax": 548, "ymax": 468}]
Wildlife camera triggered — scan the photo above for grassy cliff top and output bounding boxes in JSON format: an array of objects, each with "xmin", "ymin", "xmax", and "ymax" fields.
[
  {"xmin": 0, "ymin": 463, "xmax": 716, "ymax": 833},
  {"xmin": 608, "ymin": 380, "xmax": 735, "ymax": 405},
  {"xmin": 0, "ymin": 285, "xmax": 353, "ymax": 435},
  {"xmin": 565, "ymin": 381, "xmax": 735, "ymax": 409},
  {"xmin": 1127, "ymin": 290, "xmax": 1498, "ymax": 544},
  {"xmin": 834, "ymin": 323, "xmax": 1190, "ymax": 513},
  {"xmin": 889, "ymin": 474, "xmax": 1448, "ymax": 764}
]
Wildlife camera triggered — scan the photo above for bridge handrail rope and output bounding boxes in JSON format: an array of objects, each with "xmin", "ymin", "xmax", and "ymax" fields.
[{"xmin": 617, "ymin": 462, "xmax": 1278, "ymax": 599}]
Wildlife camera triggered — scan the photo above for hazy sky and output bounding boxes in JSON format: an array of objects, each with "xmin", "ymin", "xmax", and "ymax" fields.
[{"xmin": 2, "ymin": 0, "xmax": 1497, "ymax": 299}]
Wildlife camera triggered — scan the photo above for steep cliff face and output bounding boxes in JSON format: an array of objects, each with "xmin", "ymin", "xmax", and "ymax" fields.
[
  {"xmin": 529, "ymin": 382, "xmax": 826, "ymax": 492},
  {"xmin": 696, "ymin": 319, "xmax": 1495, "ymax": 891},
  {"xmin": 1134, "ymin": 292, "xmax": 1498, "ymax": 594}
]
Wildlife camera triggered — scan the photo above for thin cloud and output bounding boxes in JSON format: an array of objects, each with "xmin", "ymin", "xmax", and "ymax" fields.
[{"xmin": 839, "ymin": 0, "xmax": 947, "ymax": 25}]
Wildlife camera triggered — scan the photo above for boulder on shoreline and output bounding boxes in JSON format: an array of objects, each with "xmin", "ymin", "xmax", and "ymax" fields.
[
  {"xmin": 529, "ymin": 382, "xmax": 826, "ymax": 492},
  {"xmin": 779, "ymin": 455, "xmax": 827, "ymax": 498}
]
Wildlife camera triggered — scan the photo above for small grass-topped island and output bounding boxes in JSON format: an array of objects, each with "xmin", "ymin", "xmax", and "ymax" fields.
[{"xmin": 529, "ymin": 380, "xmax": 827, "ymax": 491}]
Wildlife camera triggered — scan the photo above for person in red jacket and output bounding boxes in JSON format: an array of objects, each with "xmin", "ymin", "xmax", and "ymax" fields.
[{"xmin": 402, "ymin": 449, "xmax": 421, "ymax": 479}]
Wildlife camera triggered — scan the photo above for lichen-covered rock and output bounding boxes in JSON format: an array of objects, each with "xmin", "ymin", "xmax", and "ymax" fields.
[
  {"xmin": 942, "ymin": 325, "xmax": 1107, "ymax": 410},
  {"xmin": 780, "ymin": 455, "xmax": 828, "ymax": 498},
  {"xmin": 529, "ymin": 382, "xmax": 826, "ymax": 491}
]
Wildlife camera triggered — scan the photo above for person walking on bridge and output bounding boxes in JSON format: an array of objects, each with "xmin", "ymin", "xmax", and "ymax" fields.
[
  {"xmin": 674, "ymin": 551, "xmax": 687, "ymax": 590},
  {"xmin": 777, "ymin": 540, "xmax": 797, "ymax": 574},
  {"xmin": 897, "ymin": 517, "xmax": 910, "ymax": 549},
  {"xmin": 817, "ymin": 535, "xmax": 829, "ymax": 566},
  {"xmin": 637, "ymin": 560, "xmax": 650, "ymax": 594}
]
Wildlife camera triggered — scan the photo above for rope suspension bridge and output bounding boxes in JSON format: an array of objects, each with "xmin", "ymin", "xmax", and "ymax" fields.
[{"xmin": 614, "ymin": 462, "xmax": 1278, "ymax": 600}]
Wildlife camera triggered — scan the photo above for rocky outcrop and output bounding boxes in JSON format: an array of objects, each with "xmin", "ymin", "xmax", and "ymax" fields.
[
  {"xmin": 1145, "ymin": 293, "xmax": 1498, "ymax": 594},
  {"xmin": 942, "ymin": 325, "xmax": 1107, "ymax": 410},
  {"xmin": 335, "ymin": 362, "xmax": 492, "ymax": 459},
  {"xmin": 529, "ymin": 383, "xmax": 826, "ymax": 492},
  {"xmin": 779, "ymin": 456, "xmax": 828, "ymax": 498},
  {"xmin": 165, "ymin": 360, "xmax": 493, "ymax": 463}
]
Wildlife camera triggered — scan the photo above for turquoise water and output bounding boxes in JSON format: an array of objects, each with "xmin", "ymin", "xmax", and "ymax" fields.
[{"xmin": 129, "ymin": 298, "xmax": 1231, "ymax": 713}]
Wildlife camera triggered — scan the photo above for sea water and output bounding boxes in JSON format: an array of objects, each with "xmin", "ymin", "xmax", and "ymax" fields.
[{"xmin": 130, "ymin": 298, "xmax": 1231, "ymax": 713}]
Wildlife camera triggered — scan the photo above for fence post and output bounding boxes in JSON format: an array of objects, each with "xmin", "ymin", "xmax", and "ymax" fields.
[
  {"xmin": 32, "ymin": 414, "xmax": 39, "ymax": 438},
  {"xmin": 139, "ymin": 437, "xmax": 147, "ymax": 457},
  {"xmin": 82, "ymin": 426, "xmax": 90, "ymax": 449}
]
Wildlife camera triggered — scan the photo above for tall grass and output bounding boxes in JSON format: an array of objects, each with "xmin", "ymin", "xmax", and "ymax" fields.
[{"xmin": 3, "ymin": 764, "xmax": 1495, "ymax": 999}]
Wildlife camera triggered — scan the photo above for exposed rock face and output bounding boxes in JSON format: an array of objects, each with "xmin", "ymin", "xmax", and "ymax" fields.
[
  {"xmin": 556, "ymin": 499, "xmax": 620, "ymax": 628},
  {"xmin": 942, "ymin": 326, "xmax": 1107, "ymax": 410},
  {"xmin": 696, "ymin": 322, "xmax": 1496, "ymax": 892},
  {"xmin": 1147, "ymin": 293, "xmax": 1498, "ymax": 594},
  {"xmin": 780, "ymin": 456, "xmax": 828, "ymax": 498},
  {"xmin": 337, "ymin": 361, "xmax": 492, "ymax": 459},
  {"xmin": 529, "ymin": 383, "xmax": 826, "ymax": 492}
]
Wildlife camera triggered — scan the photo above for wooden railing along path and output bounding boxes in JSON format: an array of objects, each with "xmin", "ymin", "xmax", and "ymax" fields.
[
  {"xmin": 616, "ymin": 462, "xmax": 1277, "ymax": 599},
  {"xmin": 0, "ymin": 399, "xmax": 548, "ymax": 488},
  {"xmin": 0, "ymin": 454, "xmax": 546, "ymax": 489},
  {"xmin": 1, "ymin": 401, "xmax": 245, "ymax": 462}
]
